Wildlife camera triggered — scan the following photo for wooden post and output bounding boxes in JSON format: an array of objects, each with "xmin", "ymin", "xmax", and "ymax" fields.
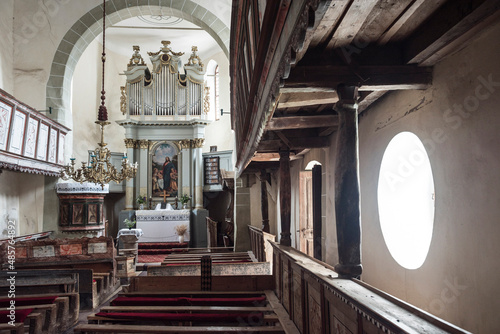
[
  {"xmin": 260, "ymin": 169, "xmax": 270, "ymax": 233},
  {"xmin": 312, "ymin": 164, "xmax": 322, "ymax": 260},
  {"xmin": 279, "ymin": 150, "xmax": 291, "ymax": 246},
  {"xmin": 334, "ymin": 84, "xmax": 362, "ymax": 278}
]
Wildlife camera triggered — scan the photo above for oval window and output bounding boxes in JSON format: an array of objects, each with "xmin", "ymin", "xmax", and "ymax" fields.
[{"xmin": 377, "ymin": 132, "xmax": 435, "ymax": 269}]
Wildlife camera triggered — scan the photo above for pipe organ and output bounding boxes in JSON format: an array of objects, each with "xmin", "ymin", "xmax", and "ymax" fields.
[{"xmin": 122, "ymin": 41, "xmax": 207, "ymax": 119}]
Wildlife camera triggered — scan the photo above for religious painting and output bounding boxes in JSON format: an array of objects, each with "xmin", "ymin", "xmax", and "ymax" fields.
[
  {"xmin": 24, "ymin": 117, "xmax": 39, "ymax": 158},
  {"xmin": 36, "ymin": 122, "xmax": 49, "ymax": 160},
  {"xmin": 57, "ymin": 132, "xmax": 65, "ymax": 165},
  {"xmin": 60, "ymin": 204, "xmax": 69, "ymax": 226},
  {"xmin": 48, "ymin": 128, "xmax": 57, "ymax": 163},
  {"xmin": 8, "ymin": 109, "xmax": 27, "ymax": 155},
  {"xmin": 151, "ymin": 142, "xmax": 178, "ymax": 199},
  {"xmin": 72, "ymin": 204, "xmax": 84, "ymax": 225},
  {"xmin": 88, "ymin": 204, "xmax": 98, "ymax": 224},
  {"xmin": 0, "ymin": 99, "xmax": 13, "ymax": 151}
]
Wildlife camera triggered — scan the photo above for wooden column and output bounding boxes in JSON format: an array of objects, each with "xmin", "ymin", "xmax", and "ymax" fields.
[
  {"xmin": 312, "ymin": 164, "xmax": 322, "ymax": 261},
  {"xmin": 279, "ymin": 150, "xmax": 291, "ymax": 246},
  {"xmin": 260, "ymin": 170, "xmax": 270, "ymax": 233},
  {"xmin": 334, "ymin": 85, "xmax": 362, "ymax": 278}
]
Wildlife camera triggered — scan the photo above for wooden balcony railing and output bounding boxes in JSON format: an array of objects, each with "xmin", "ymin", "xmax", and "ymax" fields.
[
  {"xmin": 271, "ymin": 242, "xmax": 471, "ymax": 334},
  {"xmin": 248, "ymin": 225, "xmax": 275, "ymax": 263}
]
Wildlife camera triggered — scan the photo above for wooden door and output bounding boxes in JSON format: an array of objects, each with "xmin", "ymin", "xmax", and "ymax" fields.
[{"xmin": 299, "ymin": 171, "xmax": 314, "ymax": 256}]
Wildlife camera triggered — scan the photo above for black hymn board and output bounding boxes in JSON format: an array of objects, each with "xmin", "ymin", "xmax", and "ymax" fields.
[{"xmin": 204, "ymin": 156, "xmax": 220, "ymax": 185}]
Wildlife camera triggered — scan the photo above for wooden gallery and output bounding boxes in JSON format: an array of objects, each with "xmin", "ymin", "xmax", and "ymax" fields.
[{"xmin": 0, "ymin": 0, "xmax": 499, "ymax": 333}]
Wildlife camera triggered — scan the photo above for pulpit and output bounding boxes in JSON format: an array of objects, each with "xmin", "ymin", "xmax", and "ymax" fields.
[{"xmin": 135, "ymin": 209, "xmax": 190, "ymax": 243}]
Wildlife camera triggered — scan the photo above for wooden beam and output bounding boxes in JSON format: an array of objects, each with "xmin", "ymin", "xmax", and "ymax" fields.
[
  {"xmin": 354, "ymin": 0, "xmax": 415, "ymax": 44},
  {"xmin": 378, "ymin": 0, "xmax": 428, "ymax": 45},
  {"xmin": 252, "ymin": 152, "xmax": 301, "ymax": 162},
  {"xmin": 404, "ymin": 0, "xmax": 500, "ymax": 64},
  {"xmin": 259, "ymin": 136, "xmax": 331, "ymax": 152},
  {"xmin": 420, "ymin": 8, "xmax": 500, "ymax": 66},
  {"xmin": 328, "ymin": 0, "xmax": 379, "ymax": 49},
  {"xmin": 358, "ymin": 90, "xmax": 388, "ymax": 113},
  {"xmin": 278, "ymin": 91, "xmax": 339, "ymax": 109},
  {"xmin": 308, "ymin": 1, "xmax": 349, "ymax": 48},
  {"xmin": 275, "ymin": 131, "xmax": 293, "ymax": 149},
  {"xmin": 284, "ymin": 65, "xmax": 432, "ymax": 91},
  {"xmin": 267, "ymin": 115, "xmax": 339, "ymax": 131}
]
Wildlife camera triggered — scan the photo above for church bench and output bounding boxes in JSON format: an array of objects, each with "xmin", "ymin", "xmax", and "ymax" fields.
[
  {"xmin": 73, "ymin": 324, "xmax": 285, "ymax": 333},
  {"xmin": 98, "ymin": 305, "xmax": 273, "ymax": 313},
  {"xmin": 119, "ymin": 291, "xmax": 266, "ymax": 297},
  {"xmin": 109, "ymin": 295, "xmax": 268, "ymax": 307},
  {"xmin": 0, "ymin": 273, "xmax": 78, "ymax": 295},
  {"xmin": 0, "ymin": 304, "xmax": 56, "ymax": 334},
  {"xmin": 86, "ymin": 312, "xmax": 279, "ymax": 326},
  {"xmin": 0, "ymin": 322, "xmax": 24, "ymax": 334},
  {"xmin": 25, "ymin": 312, "xmax": 43, "ymax": 334},
  {"xmin": 127, "ymin": 275, "xmax": 274, "ymax": 292},
  {"xmin": 7, "ymin": 293, "xmax": 79, "ymax": 325}
]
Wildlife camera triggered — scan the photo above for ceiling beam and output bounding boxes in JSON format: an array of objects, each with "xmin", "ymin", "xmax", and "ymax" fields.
[
  {"xmin": 267, "ymin": 115, "xmax": 339, "ymax": 131},
  {"xmin": 358, "ymin": 90, "xmax": 388, "ymax": 113},
  {"xmin": 278, "ymin": 91, "xmax": 339, "ymax": 109},
  {"xmin": 404, "ymin": 0, "xmax": 500, "ymax": 64},
  {"xmin": 252, "ymin": 152, "xmax": 300, "ymax": 162},
  {"xmin": 259, "ymin": 136, "xmax": 331, "ymax": 152},
  {"xmin": 284, "ymin": 65, "xmax": 432, "ymax": 91},
  {"xmin": 327, "ymin": 0, "xmax": 379, "ymax": 49}
]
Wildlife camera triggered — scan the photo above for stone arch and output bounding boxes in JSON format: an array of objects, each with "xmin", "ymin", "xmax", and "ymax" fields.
[{"xmin": 46, "ymin": 0, "xmax": 230, "ymax": 128}]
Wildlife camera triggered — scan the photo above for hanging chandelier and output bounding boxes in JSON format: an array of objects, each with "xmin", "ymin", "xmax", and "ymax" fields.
[{"xmin": 61, "ymin": 0, "xmax": 137, "ymax": 188}]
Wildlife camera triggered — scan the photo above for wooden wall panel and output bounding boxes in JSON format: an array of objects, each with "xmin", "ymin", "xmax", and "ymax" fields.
[
  {"xmin": 325, "ymin": 288, "xmax": 357, "ymax": 333},
  {"xmin": 291, "ymin": 263, "xmax": 304, "ymax": 332}
]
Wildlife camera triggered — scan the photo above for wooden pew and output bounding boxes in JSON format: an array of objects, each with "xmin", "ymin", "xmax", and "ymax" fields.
[
  {"xmin": 7, "ymin": 292, "xmax": 79, "ymax": 326},
  {"xmin": 127, "ymin": 275, "xmax": 274, "ymax": 292},
  {"xmin": 0, "ymin": 304, "xmax": 56, "ymax": 334},
  {"xmin": 74, "ymin": 324, "xmax": 285, "ymax": 333},
  {"xmin": 0, "ymin": 323, "xmax": 25, "ymax": 334}
]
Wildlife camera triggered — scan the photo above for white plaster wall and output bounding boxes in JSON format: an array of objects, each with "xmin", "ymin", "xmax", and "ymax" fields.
[
  {"xmin": 12, "ymin": 0, "xmax": 101, "ymax": 108},
  {"xmin": 0, "ymin": 1, "xmax": 48, "ymax": 238},
  {"xmin": 202, "ymin": 51, "xmax": 233, "ymax": 153},
  {"xmin": 0, "ymin": 170, "xmax": 45, "ymax": 237},
  {"xmin": 0, "ymin": 0, "xmax": 14, "ymax": 93},
  {"xmin": 72, "ymin": 37, "xmax": 127, "ymax": 163},
  {"xmin": 358, "ymin": 21, "xmax": 500, "ymax": 333}
]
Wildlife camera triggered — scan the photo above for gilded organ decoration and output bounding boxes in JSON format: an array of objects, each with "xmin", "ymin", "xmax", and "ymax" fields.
[{"xmin": 122, "ymin": 42, "xmax": 207, "ymax": 118}]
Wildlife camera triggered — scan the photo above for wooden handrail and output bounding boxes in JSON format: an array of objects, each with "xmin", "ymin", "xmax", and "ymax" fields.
[
  {"xmin": 248, "ymin": 226, "xmax": 275, "ymax": 263},
  {"xmin": 271, "ymin": 242, "xmax": 471, "ymax": 334}
]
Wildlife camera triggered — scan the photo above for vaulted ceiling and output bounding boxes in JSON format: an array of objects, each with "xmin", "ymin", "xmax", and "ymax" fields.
[{"xmin": 230, "ymin": 0, "xmax": 500, "ymax": 174}]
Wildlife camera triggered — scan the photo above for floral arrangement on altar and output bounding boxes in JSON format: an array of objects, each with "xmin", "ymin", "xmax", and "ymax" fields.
[
  {"xmin": 179, "ymin": 194, "xmax": 191, "ymax": 205},
  {"xmin": 175, "ymin": 224, "xmax": 188, "ymax": 236},
  {"xmin": 124, "ymin": 218, "xmax": 136, "ymax": 229},
  {"xmin": 136, "ymin": 195, "xmax": 147, "ymax": 205}
]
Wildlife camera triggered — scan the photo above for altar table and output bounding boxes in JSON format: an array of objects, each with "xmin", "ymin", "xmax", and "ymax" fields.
[{"xmin": 135, "ymin": 210, "xmax": 190, "ymax": 243}]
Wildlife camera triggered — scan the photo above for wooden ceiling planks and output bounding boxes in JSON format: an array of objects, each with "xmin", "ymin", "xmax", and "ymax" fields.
[{"xmin": 231, "ymin": 0, "xmax": 500, "ymax": 169}]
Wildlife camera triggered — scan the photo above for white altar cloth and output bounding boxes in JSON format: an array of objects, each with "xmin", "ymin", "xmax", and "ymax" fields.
[
  {"xmin": 117, "ymin": 228, "xmax": 143, "ymax": 239},
  {"xmin": 135, "ymin": 210, "xmax": 190, "ymax": 243}
]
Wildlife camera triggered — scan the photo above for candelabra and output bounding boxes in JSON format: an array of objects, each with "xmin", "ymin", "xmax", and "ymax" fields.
[
  {"xmin": 61, "ymin": 121, "xmax": 137, "ymax": 188},
  {"xmin": 60, "ymin": 0, "xmax": 137, "ymax": 188}
]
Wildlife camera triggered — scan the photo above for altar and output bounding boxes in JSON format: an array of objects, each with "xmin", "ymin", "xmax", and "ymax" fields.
[{"xmin": 135, "ymin": 209, "xmax": 190, "ymax": 243}]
